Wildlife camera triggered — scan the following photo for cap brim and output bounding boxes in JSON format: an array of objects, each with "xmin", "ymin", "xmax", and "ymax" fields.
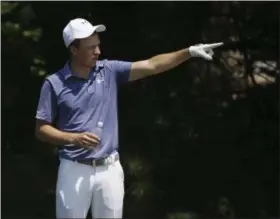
[
  {"xmin": 93, "ymin": 24, "xmax": 106, "ymax": 33},
  {"xmin": 74, "ymin": 24, "xmax": 106, "ymax": 40}
]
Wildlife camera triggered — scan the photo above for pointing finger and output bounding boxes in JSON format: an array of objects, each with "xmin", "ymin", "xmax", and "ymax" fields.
[{"xmin": 202, "ymin": 42, "xmax": 224, "ymax": 49}]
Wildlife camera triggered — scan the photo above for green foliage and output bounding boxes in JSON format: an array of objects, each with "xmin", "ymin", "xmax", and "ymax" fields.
[
  {"xmin": 1, "ymin": 2, "xmax": 18, "ymax": 14},
  {"xmin": 167, "ymin": 212, "xmax": 199, "ymax": 219},
  {"xmin": 2, "ymin": 2, "xmax": 45, "ymax": 78}
]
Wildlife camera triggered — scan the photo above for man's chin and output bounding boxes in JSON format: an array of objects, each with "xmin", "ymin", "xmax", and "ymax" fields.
[{"xmin": 85, "ymin": 60, "xmax": 97, "ymax": 68}]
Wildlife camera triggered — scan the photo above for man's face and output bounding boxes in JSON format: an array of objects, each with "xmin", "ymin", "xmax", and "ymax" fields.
[{"xmin": 71, "ymin": 33, "xmax": 101, "ymax": 68}]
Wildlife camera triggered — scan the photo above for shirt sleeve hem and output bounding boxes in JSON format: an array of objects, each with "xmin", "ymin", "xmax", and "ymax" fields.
[
  {"xmin": 35, "ymin": 113, "xmax": 53, "ymax": 124},
  {"xmin": 122, "ymin": 62, "xmax": 132, "ymax": 84}
]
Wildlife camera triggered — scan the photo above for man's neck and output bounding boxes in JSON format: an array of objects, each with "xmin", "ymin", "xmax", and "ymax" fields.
[{"xmin": 70, "ymin": 60, "xmax": 94, "ymax": 79}]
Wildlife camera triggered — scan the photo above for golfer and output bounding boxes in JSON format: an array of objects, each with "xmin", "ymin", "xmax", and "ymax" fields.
[{"xmin": 35, "ymin": 18, "xmax": 223, "ymax": 219}]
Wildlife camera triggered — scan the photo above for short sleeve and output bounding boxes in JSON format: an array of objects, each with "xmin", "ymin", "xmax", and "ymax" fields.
[
  {"xmin": 108, "ymin": 60, "xmax": 132, "ymax": 84},
  {"xmin": 35, "ymin": 79, "xmax": 58, "ymax": 124}
]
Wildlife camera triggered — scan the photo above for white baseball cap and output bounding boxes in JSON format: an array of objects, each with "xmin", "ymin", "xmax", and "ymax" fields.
[{"xmin": 63, "ymin": 18, "xmax": 106, "ymax": 48}]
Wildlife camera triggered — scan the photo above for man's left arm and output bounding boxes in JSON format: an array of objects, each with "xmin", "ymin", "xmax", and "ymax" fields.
[{"xmin": 129, "ymin": 42, "xmax": 223, "ymax": 82}]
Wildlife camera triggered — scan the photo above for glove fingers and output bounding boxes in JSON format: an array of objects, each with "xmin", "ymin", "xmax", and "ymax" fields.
[
  {"xmin": 199, "ymin": 51, "xmax": 213, "ymax": 60},
  {"xmin": 202, "ymin": 42, "xmax": 224, "ymax": 49},
  {"xmin": 189, "ymin": 44, "xmax": 214, "ymax": 60},
  {"xmin": 204, "ymin": 54, "xmax": 213, "ymax": 60},
  {"xmin": 206, "ymin": 49, "xmax": 214, "ymax": 56}
]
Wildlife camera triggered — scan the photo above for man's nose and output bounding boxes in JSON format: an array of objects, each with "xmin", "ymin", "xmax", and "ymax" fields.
[{"xmin": 94, "ymin": 46, "xmax": 101, "ymax": 55}]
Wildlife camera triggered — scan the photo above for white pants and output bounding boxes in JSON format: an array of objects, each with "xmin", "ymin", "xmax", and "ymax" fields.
[{"xmin": 56, "ymin": 156, "xmax": 125, "ymax": 219}]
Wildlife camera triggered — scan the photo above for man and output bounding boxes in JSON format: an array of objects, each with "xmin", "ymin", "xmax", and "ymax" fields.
[{"xmin": 35, "ymin": 18, "xmax": 223, "ymax": 219}]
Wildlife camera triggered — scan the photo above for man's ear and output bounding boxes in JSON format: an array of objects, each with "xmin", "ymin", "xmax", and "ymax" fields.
[{"xmin": 70, "ymin": 45, "xmax": 78, "ymax": 56}]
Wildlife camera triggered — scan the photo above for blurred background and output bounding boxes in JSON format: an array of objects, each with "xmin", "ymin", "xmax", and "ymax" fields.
[{"xmin": 1, "ymin": 1, "xmax": 279, "ymax": 219}]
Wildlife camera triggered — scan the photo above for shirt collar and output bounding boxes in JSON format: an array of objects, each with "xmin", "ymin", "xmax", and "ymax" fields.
[{"xmin": 61, "ymin": 60, "xmax": 104, "ymax": 80}]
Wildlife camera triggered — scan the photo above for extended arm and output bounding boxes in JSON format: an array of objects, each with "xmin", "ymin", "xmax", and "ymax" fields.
[{"xmin": 129, "ymin": 42, "xmax": 223, "ymax": 81}]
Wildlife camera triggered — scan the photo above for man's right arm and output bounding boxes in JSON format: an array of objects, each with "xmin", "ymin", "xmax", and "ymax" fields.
[
  {"xmin": 35, "ymin": 79, "xmax": 99, "ymax": 147},
  {"xmin": 35, "ymin": 119, "xmax": 100, "ymax": 147},
  {"xmin": 35, "ymin": 79, "xmax": 65, "ymax": 146},
  {"xmin": 35, "ymin": 119, "xmax": 75, "ymax": 146}
]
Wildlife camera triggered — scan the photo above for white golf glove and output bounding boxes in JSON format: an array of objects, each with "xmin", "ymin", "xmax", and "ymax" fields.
[{"xmin": 188, "ymin": 42, "xmax": 224, "ymax": 61}]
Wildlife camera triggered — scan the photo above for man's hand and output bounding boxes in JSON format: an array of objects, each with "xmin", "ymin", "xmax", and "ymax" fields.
[
  {"xmin": 188, "ymin": 42, "xmax": 224, "ymax": 60},
  {"xmin": 69, "ymin": 132, "xmax": 100, "ymax": 149}
]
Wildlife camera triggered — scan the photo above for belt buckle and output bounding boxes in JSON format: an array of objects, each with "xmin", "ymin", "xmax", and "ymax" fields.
[{"xmin": 92, "ymin": 160, "xmax": 96, "ymax": 167}]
